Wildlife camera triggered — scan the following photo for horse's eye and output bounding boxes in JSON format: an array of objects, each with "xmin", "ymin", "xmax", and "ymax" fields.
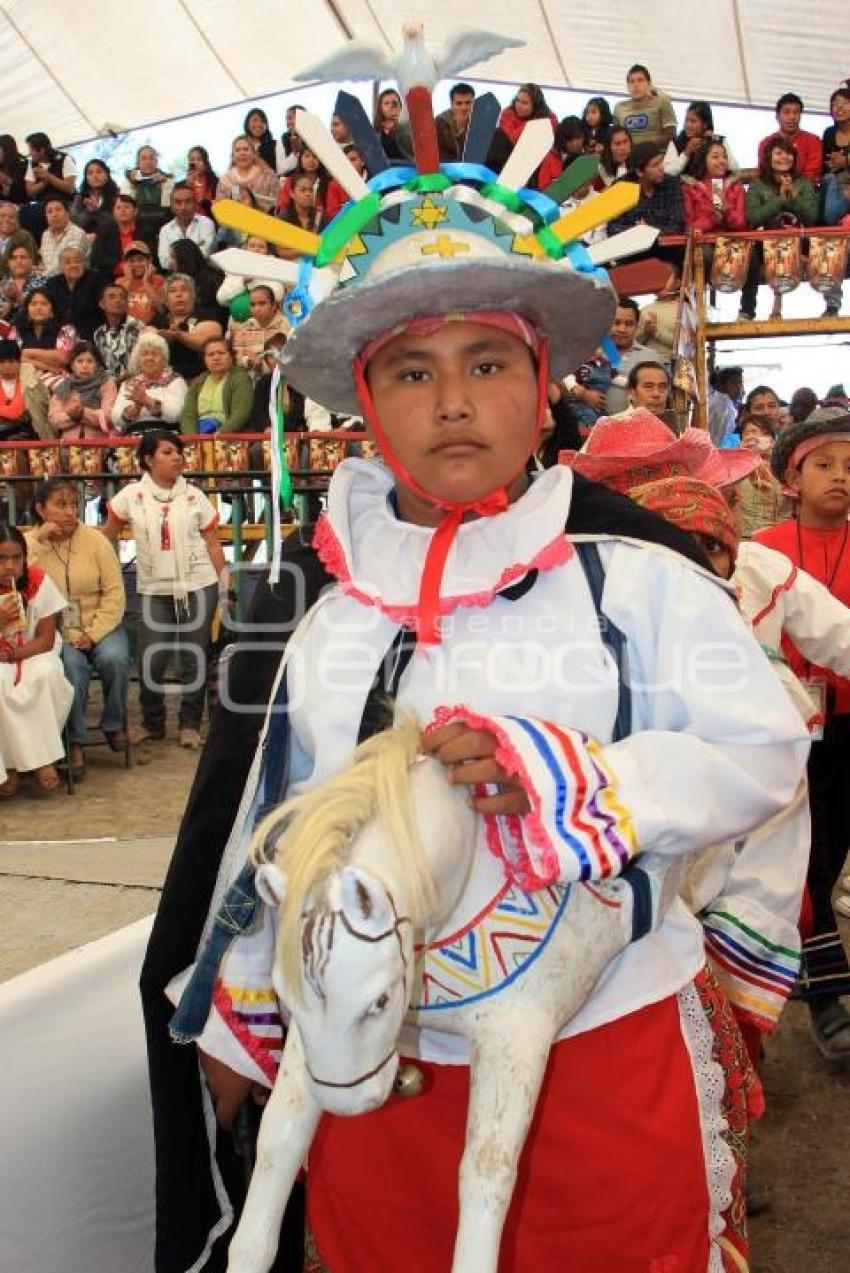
[{"xmin": 368, "ymin": 991, "xmax": 390, "ymax": 1016}]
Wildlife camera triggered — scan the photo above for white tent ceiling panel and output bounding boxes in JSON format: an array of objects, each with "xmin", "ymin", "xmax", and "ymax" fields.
[
  {"xmin": 544, "ymin": 1, "xmax": 747, "ymax": 102},
  {"xmin": 3, "ymin": 0, "xmax": 240, "ymax": 133},
  {"xmin": 736, "ymin": 0, "xmax": 847, "ymax": 109},
  {"xmin": 0, "ymin": 0, "xmax": 846, "ymax": 147},
  {"xmin": 0, "ymin": 5, "xmax": 92, "ymax": 141},
  {"xmin": 179, "ymin": 0, "xmax": 347, "ymax": 96}
]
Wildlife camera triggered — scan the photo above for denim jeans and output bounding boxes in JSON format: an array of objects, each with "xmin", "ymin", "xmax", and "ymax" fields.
[
  {"xmin": 823, "ymin": 173, "xmax": 850, "ymax": 226},
  {"xmin": 61, "ymin": 627, "xmax": 131, "ymax": 744},
  {"xmin": 136, "ymin": 584, "xmax": 218, "ymax": 731}
]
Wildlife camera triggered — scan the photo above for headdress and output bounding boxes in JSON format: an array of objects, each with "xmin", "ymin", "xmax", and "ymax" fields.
[
  {"xmin": 629, "ymin": 476, "xmax": 739, "ymax": 564},
  {"xmin": 210, "ymin": 23, "xmax": 655, "ymax": 640}
]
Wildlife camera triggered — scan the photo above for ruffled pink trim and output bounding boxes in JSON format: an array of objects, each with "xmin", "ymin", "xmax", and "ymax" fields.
[
  {"xmin": 212, "ymin": 980, "xmax": 281, "ymax": 1084},
  {"xmin": 427, "ymin": 704, "xmax": 560, "ymax": 892},
  {"xmin": 314, "ymin": 514, "xmax": 573, "ymax": 629}
]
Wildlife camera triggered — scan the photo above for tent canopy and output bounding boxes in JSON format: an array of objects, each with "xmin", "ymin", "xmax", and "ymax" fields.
[{"xmin": 1, "ymin": 0, "xmax": 846, "ymax": 147}]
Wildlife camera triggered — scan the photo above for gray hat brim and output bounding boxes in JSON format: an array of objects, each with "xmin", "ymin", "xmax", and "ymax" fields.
[{"xmin": 279, "ymin": 257, "xmax": 617, "ymax": 416}]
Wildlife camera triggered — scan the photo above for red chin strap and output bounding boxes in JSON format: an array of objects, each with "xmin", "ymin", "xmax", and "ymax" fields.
[{"xmin": 352, "ymin": 339, "xmax": 551, "ymax": 645}]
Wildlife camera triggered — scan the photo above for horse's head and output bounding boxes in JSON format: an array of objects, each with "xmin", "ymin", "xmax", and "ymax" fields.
[{"xmin": 257, "ymin": 863, "xmax": 414, "ymax": 1115}]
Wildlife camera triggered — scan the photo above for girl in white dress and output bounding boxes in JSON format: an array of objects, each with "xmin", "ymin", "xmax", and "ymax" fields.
[{"xmin": 0, "ymin": 523, "xmax": 74, "ymax": 796}]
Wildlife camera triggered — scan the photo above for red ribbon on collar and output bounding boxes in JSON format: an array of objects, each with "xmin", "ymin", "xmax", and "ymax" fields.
[{"xmin": 352, "ymin": 341, "xmax": 550, "ymax": 645}]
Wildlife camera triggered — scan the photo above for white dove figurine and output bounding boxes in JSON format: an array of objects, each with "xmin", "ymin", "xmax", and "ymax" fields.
[{"xmin": 294, "ymin": 21, "xmax": 524, "ymax": 95}]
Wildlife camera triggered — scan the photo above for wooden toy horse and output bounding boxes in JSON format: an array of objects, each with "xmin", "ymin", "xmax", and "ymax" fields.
[{"xmin": 227, "ymin": 721, "xmax": 671, "ymax": 1273}]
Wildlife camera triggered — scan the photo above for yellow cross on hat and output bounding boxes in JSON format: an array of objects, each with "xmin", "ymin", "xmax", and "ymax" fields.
[{"xmin": 421, "ymin": 234, "xmax": 471, "ymax": 259}]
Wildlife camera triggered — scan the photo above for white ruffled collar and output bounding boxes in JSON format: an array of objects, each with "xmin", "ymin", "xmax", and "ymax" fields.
[{"xmin": 314, "ymin": 459, "xmax": 575, "ymax": 624}]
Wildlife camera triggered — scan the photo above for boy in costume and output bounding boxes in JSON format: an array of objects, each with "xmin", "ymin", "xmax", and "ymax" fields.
[
  {"xmin": 142, "ymin": 98, "xmax": 809, "ymax": 1273},
  {"xmin": 755, "ymin": 409, "xmax": 850, "ymax": 1058}
]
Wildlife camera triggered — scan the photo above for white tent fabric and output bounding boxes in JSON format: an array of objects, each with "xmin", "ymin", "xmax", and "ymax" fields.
[
  {"xmin": 0, "ymin": 0, "xmax": 846, "ymax": 147},
  {"xmin": 0, "ymin": 918, "xmax": 155, "ymax": 1273}
]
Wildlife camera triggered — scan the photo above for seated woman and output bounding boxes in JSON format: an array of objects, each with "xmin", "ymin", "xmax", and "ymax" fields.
[
  {"xmin": 151, "ymin": 273, "xmax": 222, "ymax": 382},
  {"xmin": 0, "ymin": 135, "xmax": 29, "ymax": 210},
  {"xmin": 324, "ymin": 144, "xmax": 366, "ymax": 221},
  {"xmin": 17, "ymin": 287, "xmax": 75, "ymax": 389},
  {"xmin": 744, "ymin": 137, "xmax": 819, "ymax": 319},
  {"xmin": 746, "ymin": 137, "xmax": 819, "ymax": 230},
  {"xmin": 167, "ymin": 239, "xmax": 227, "ymax": 326},
  {"xmin": 581, "ymin": 97, "xmax": 612, "ymax": 155},
  {"xmin": 70, "ymin": 159, "xmax": 121, "ymax": 275},
  {"xmin": 372, "ymin": 88, "xmax": 413, "ymax": 163},
  {"xmin": 26, "ymin": 477, "xmax": 129, "ymax": 778},
  {"xmin": 597, "ymin": 126, "xmax": 632, "ymax": 188},
  {"xmin": 122, "ymin": 146, "xmax": 173, "ymax": 230},
  {"xmin": 493, "ymin": 83, "xmax": 561, "ymax": 189},
  {"xmin": 276, "ymin": 147, "xmax": 327, "ymax": 217},
  {"xmin": 180, "ymin": 337, "xmax": 254, "ymax": 434},
  {"xmin": 682, "ymin": 140, "xmax": 745, "ymax": 231},
  {"xmin": 47, "ymin": 340, "xmax": 116, "ymax": 440},
  {"xmin": 664, "ymin": 101, "xmax": 739, "ymax": 178},
  {"xmin": 276, "ymin": 174, "xmax": 321, "ymax": 261},
  {"xmin": 102, "ymin": 430, "xmax": 229, "ymax": 750},
  {"xmin": 70, "ymin": 158, "xmax": 119, "ymax": 234},
  {"xmin": 215, "ymin": 135, "xmax": 279, "ymax": 211},
  {"xmin": 0, "ymin": 522, "xmax": 73, "ymax": 796},
  {"xmin": 243, "ymin": 108, "xmax": 288, "ymax": 174},
  {"xmin": 111, "ymin": 331, "xmax": 188, "ymax": 433},
  {"xmin": 184, "ymin": 146, "xmax": 219, "ymax": 218},
  {"xmin": 0, "ymin": 230, "xmax": 47, "ymax": 321},
  {"xmin": 44, "ymin": 244, "xmax": 106, "ymax": 341}
]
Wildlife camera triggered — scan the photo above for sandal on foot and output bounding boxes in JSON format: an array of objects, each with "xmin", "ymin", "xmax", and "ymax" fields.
[
  {"xmin": 33, "ymin": 766, "xmax": 60, "ymax": 794},
  {"xmin": 103, "ymin": 728, "xmax": 129, "ymax": 753},
  {"xmin": 810, "ymin": 1000, "xmax": 850, "ymax": 1060}
]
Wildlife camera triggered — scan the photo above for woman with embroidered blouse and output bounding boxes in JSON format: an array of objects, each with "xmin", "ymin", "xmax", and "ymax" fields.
[
  {"xmin": 111, "ymin": 331, "xmax": 187, "ymax": 433},
  {"xmin": 101, "ymin": 430, "xmax": 228, "ymax": 750}
]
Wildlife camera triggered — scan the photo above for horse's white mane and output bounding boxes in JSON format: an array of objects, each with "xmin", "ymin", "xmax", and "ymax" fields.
[{"xmin": 251, "ymin": 718, "xmax": 437, "ymax": 997}]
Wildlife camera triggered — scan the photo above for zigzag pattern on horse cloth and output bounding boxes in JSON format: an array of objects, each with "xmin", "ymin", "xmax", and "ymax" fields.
[{"xmin": 415, "ymin": 880, "xmax": 621, "ymax": 1010}]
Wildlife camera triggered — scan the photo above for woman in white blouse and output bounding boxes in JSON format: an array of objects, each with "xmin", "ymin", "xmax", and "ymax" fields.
[
  {"xmin": 102, "ymin": 430, "xmax": 229, "ymax": 749},
  {"xmin": 110, "ymin": 331, "xmax": 187, "ymax": 434}
]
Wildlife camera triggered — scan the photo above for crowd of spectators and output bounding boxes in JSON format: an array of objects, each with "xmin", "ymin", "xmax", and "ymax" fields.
[
  {"xmin": 0, "ymin": 65, "xmax": 848, "ymax": 780},
  {"xmin": 0, "ymin": 64, "xmax": 845, "ymax": 450}
]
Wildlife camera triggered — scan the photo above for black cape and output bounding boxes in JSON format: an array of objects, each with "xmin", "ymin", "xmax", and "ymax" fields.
[{"xmin": 140, "ymin": 476, "xmax": 710, "ymax": 1271}]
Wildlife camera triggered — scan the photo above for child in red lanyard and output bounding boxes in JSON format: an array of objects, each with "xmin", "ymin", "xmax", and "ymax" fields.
[{"xmin": 755, "ymin": 407, "xmax": 850, "ymax": 1058}]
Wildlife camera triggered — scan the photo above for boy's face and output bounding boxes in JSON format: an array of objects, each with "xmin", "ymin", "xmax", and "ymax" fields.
[
  {"xmin": 0, "ymin": 356, "xmax": 20, "ymax": 379},
  {"xmin": 627, "ymin": 71, "xmax": 651, "ymax": 100},
  {"xmin": 777, "ymin": 102, "xmax": 802, "ymax": 134},
  {"xmin": 787, "ymin": 440, "xmax": 850, "ymax": 522},
  {"xmin": 365, "ymin": 321, "xmax": 539, "ymax": 515}
]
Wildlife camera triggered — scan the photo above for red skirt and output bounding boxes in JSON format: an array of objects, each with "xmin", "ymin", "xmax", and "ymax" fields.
[{"xmin": 307, "ymin": 978, "xmax": 756, "ymax": 1272}]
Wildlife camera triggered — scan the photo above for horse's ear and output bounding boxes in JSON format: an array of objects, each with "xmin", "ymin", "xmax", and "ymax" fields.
[
  {"xmin": 337, "ymin": 867, "xmax": 394, "ymax": 937},
  {"xmin": 256, "ymin": 862, "xmax": 287, "ymax": 909}
]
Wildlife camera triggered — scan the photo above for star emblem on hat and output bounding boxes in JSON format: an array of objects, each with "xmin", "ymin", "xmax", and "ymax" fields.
[{"xmin": 410, "ymin": 196, "xmax": 448, "ymax": 230}]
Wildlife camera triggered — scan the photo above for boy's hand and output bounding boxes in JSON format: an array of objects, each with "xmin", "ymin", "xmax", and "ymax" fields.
[{"xmin": 423, "ymin": 722, "xmax": 530, "ymax": 816}]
